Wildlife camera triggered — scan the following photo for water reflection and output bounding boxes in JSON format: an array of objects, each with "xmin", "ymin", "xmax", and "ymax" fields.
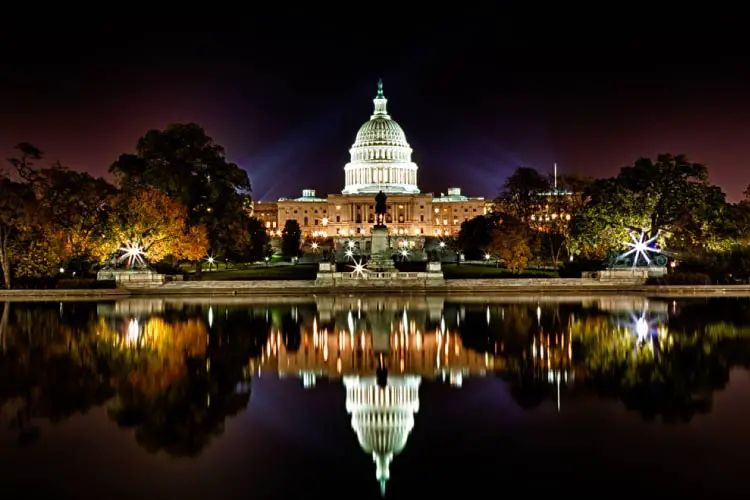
[{"xmin": 2, "ymin": 296, "xmax": 750, "ymax": 495}]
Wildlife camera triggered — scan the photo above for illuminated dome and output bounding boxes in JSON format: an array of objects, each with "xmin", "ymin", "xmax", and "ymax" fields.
[
  {"xmin": 344, "ymin": 375, "xmax": 421, "ymax": 496},
  {"xmin": 342, "ymin": 79, "xmax": 420, "ymax": 195}
]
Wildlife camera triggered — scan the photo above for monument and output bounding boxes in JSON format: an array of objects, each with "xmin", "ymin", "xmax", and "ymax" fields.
[
  {"xmin": 314, "ymin": 192, "xmax": 444, "ymax": 285},
  {"xmin": 367, "ymin": 191, "xmax": 396, "ymax": 272},
  {"xmin": 96, "ymin": 240, "xmax": 165, "ymax": 287},
  {"xmin": 596, "ymin": 230, "xmax": 668, "ymax": 282}
]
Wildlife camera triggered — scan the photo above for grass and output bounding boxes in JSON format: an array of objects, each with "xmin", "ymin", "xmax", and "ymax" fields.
[{"xmin": 192, "ymin": 264, "xmax": 318, "ymax": 281}]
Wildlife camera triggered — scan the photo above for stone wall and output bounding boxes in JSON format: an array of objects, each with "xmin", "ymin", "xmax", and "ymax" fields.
[
  {"xmin": 7, "ymin": 278, "xmax": 750, "ymax": 298},
  {"xmin": 0, "ymin": 289, "xmax": 130, "ymax": 300}
]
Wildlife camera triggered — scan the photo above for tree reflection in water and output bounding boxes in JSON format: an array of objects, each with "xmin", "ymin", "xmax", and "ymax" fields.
[
  {"xmin": 1, "ymin": 296, "xmax": 750, "ymax": 458},
  {"xmin": 0, "ymin": 301, "xmax": 269, "ymax": 454},
  {"xmin": 450, "ymin": 298, "xmax": 750, "ymax": 421}
]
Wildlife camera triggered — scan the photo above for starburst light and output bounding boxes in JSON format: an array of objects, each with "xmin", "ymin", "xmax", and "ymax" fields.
[
  {"xmin": 399, "ymin": 248, "xmax": 410, "ymax": 261},
  {"xmin": 345, "ymin": 249, "xmax": 354, "ymax": 259},
  {"xmin": 118, "ymin": 241, "xmax": 146, "ymax": 269},
  {"xmin": 620, "ymin": 231, "xmax": 661, "ymax": 268},
  {"xmin": 349, "ymin": 259, "xmax": 367, "ymax": 278}
]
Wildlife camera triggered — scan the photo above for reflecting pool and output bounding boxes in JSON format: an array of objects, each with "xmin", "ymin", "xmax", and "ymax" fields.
[{"xmin": 1, "ymin": 295, "xmax": 750, "ymax": 499}]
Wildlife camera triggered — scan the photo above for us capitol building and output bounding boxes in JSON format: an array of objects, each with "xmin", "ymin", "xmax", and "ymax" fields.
[{"xmin": 252, "ymin": 80, "xmax": 488, "ymax": 240}]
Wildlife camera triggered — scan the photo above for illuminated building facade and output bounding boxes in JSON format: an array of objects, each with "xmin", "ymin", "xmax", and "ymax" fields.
[{"xmin": 252, "ymin": 80, "xmax": 487, "ymax": 240}]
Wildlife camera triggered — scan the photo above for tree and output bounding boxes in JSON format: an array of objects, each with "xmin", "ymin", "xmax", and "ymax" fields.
[
  {"xmin": 571, "ymin": 154, "xmax": 725, "ymax": 258},
  {"xmin": 109, "ymin": 123, "xmax": 251, "ymax": 266},
  {"xmin": 22, "ymin": 162, "xmax": 116, "ymax": 265},
  {"xmin": 486, "ymin": 216, "xmax": 530, "ymax": 272},
  {"xmin": 281, "ymin": 219, "xmax": 301, "ymax": 258},
  {"xmin": 494, "ymin": 167, "xmax": 550, "ymax": 222},
  {"xmin": 103, "ymin": 188, "xmax": 208, "ymax": 264},
  {"xmin": 0, "ymin": 176, "xmax": 41, "ymax": 288},
  {"xmin": 457, "ymin": 215, "xmax": 498, "ymax": 259},
  {"xmin": 6, "ymin": 142, "xmax": 43, "ymax": 180},
  {"xmin": 612, "ymin": 154, "xmax": 718, "ymax": 238},
  {"xmin": 222, "ymin": 216, "xmax": 268, "ymax": 263},
  {"xmin": 540, "ymin": 174, "xmax": 593, "ymax": 267}
]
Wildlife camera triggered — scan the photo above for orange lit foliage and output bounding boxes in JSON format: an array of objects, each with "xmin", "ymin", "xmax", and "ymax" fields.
[
  {"xmin": 101, "ymin": 317, "xmax": 207, "ymax": 394},
  {"xmin": 103, "ymin": 188, "xmax": 208, "ymax": 263}
]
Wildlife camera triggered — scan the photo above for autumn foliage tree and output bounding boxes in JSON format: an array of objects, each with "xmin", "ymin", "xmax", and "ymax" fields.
[
  {"xmin": 486, "ymin": 216, "xmax": 530, "ymax": 273},
  {"xmin": 102, "ymin": 188, "xmax": 208, "ymax": 264},
  {"xmin": 28, "ymin": 163, "xmax": 116, "ymax": 262},
  {"xmin": 0, "ymin": 176, "xmax": 41, "ymax": 288},
  {"xmin": 1, "ymin": 145, "xmax": 69, "ymax": 287}
]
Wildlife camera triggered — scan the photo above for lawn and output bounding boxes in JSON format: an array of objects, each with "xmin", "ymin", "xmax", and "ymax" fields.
[{"xmin": 192, "ymin": 264, "xmax": 318, "ymax": 281}]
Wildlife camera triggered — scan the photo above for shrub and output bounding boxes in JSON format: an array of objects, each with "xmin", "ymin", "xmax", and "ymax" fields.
[
  {"xmin": 646, "ymin": 272, "xmax": 712, "ymax": 286},
  {"xmin": 56, "ymin": 279, "xmax": 117, "ymax": 289},
  {"xmin": 558, "ymin": 259, "xmax": 603, "ymax": 278}
]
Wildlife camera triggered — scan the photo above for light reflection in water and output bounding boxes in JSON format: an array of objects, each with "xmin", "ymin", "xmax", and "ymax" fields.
[{"xmin": 4, "ymin": 294, "xmax": 735, "ymax": 497}]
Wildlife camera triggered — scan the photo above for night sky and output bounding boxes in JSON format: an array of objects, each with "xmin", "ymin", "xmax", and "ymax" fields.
[{"xmin": 1, "ymin": 12, "xmax": 749, "ymax": 201}]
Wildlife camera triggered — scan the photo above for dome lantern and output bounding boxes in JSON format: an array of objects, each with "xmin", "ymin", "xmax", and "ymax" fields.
[{"xmin": 372, "ymin": 78, "xmax": 389, "ymax": 117}]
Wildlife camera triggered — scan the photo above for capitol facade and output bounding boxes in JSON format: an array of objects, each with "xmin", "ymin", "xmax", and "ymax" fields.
[{"xmin": 253, "ymin": 80, "xmax": 488, "ymax": 240}]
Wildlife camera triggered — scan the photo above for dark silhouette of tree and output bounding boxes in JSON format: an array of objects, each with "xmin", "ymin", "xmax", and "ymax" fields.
[
  {"xmin": 223, "ymin": 215, "xmax": 268, "ymax": 263},
  {"xmin": 281, "ymin": 219, "xmax": 302, "ymax": 258},
  {"xmin": 457, "ymin": 215, "xmax": 498, "ymax": 259},
  {"xmin": 494, "ymin": 167, "xmax": 550, "ymax": 222}
]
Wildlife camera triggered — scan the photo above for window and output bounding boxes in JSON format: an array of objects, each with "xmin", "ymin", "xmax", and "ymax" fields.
[{"xmin": 336, "ymin": 215, "xmax": 341, "ymax": 222}]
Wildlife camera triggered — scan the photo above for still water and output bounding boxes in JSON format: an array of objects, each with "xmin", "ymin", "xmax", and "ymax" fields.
[{"xmin": 1, "ymin": 295, "xmax": 750, "ymax": 499}]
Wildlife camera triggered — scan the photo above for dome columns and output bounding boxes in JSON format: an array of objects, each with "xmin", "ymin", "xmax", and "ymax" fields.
[{"xmin": 342, "ymin": 80, "xmax": 420, "ymax": 195}]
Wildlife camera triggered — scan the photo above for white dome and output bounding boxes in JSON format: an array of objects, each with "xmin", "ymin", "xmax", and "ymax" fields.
[
  {"xmin": 342, "ymin": 80, "xmax": 420, "ymax": 195},
  {"xmin": 344, "ymin": 375, "xmax": 421, "ymax": 496},
  {"xmin": 354, "ymin": 116, "xmax": 409, "ymax": 148}
]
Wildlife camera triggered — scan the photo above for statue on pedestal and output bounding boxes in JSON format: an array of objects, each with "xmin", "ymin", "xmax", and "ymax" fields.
[{"xmin": 374, "ymin": 191, "xmax": 387, "ymax": 227}]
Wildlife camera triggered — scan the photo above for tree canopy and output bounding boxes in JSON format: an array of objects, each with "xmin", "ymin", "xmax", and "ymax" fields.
[{"xmin": 110, "ymin": 123, "xmax": 252, "ymax": 256}]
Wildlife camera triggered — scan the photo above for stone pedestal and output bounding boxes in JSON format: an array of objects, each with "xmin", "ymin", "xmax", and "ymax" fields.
[
  {"xmin": 425, "ymin": 261, "xmax": 444, "ymax": 280},
  {"xmin": 367, "ymin": 226, "xmax": 395, "ymax": 272},
  {"xmin": 97, "ymin": 268, "xmax": 165, "ymax": 287},
  {"xmin": 427, "ymin": 262, "xmax": 442, "ymax": 273},
  {"xmin": 595, "ymin": 266, "xmax": 667, "ymax": 283},
  {"xmin": 370, "ymin": 226, "xmax": 389, "ymax": 255},
  {"xmin": 315, "ymin": 262, "xmax": 335, "ymax": 285}
]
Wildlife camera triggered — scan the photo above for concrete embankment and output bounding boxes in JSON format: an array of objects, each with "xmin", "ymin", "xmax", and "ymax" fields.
[
  {"xmin": 3, "ymin": 279, "xmax": 750, "ymax": 299},
  {"xmin": 0, "ymin": 289, "xmax": 131, "ymax": 300},
  {"xmin": 136, "ymin": 279, "xmax": 750, "ymax": 297}
]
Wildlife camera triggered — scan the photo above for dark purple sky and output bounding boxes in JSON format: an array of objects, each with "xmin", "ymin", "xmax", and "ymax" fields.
[{"xmin": 1, "ymin": 12, "xmax": 749, "ymax": 201}]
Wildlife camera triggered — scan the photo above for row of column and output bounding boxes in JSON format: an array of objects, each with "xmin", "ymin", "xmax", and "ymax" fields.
[
  {"xmin": 347, "ymin": 203, "xmax": 413, "ymax": 223},
  {"xmin": 346, "ymin": 166, "xmax": 416, "ymax": 186}
]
